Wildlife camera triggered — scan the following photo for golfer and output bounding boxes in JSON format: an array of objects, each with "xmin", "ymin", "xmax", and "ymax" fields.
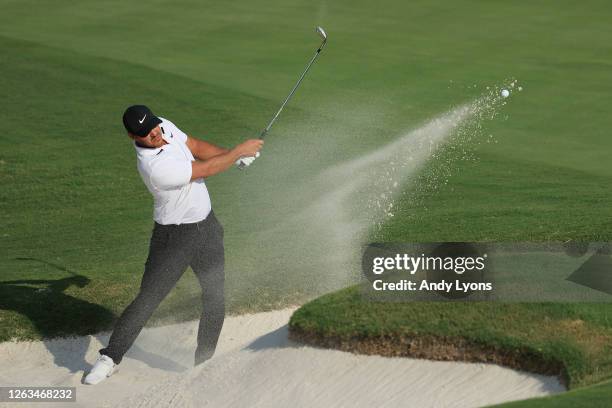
[{"xmin": 85, "ymin": 105, "xmax": 263, "ymax": 385}]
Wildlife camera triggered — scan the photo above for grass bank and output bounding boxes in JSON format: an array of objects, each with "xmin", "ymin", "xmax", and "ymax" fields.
[{"xmin": 289, "ymin": 286, "xmax": 612, "ymax": 404}]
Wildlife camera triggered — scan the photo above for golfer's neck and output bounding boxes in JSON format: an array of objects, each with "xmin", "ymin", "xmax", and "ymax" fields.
[{"xmin": 135, "ymin": 140, "xmax": 168, "ymax": 149}]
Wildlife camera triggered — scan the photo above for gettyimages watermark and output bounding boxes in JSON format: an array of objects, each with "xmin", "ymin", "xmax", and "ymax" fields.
[{"xmin": 361, "ymin": 242, "xmax": 612, "ymax": 302}]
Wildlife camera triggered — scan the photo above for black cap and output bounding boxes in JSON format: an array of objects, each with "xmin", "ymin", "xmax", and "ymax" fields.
[{"xmin": 122, "ymin": 105, "xmax": 162, "ymax": 137}]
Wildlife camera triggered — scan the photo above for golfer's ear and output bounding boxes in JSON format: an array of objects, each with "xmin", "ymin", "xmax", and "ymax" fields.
[{"xmin": 127, "ymin": 132, "xmax": 136, "ymax": 140}]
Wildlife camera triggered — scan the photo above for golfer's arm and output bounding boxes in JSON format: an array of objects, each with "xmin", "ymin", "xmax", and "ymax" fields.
[
  {"xmin": 190, "ymin": 150, "xmax": 242, "ymax": 180},
  {"xmin": 186, "ymin": 136, "xmax": 229, "ymax": 160}
]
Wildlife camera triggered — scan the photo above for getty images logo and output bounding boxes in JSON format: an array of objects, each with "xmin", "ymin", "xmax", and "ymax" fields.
[
  {"xmin": 363, "ymin": 242, "xmax": 492, "ymax": 300},
  {"xmin": 372, "ymin": 252, "xmax": 487, "ymax": 275}
]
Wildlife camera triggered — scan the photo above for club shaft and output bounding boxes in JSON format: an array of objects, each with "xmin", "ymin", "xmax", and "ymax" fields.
[{"xmin": 260, "ymin": 40, "xmax": 327, "ymax": 139}]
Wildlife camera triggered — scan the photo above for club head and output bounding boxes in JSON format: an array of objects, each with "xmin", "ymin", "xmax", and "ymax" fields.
[{"xmin": 316, "ymin": 26, "xmax": 327, "ymax": 41}]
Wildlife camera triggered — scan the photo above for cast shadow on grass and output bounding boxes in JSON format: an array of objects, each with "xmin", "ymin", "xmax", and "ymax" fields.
[
  {"xmin": 1, "ymin": 258, "xmax": 116, "ymax": 373},
  {"xmin": 3, "ymin": 257, "xmax": 117, "ymax": 337},
  {"xmin": 2, "ymin": 258, "xmax": 188, "ymax": 374}
]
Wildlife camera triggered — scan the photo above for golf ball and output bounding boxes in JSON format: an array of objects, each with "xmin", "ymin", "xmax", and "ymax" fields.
[{"xmin": 501, "ymin": 89, "xmax": 510, "ymax": 98}]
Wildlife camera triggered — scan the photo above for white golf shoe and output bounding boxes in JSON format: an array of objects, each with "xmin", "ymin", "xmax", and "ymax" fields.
[{"xmin": 84, "ymin": 354, "xmax": 116, "ymax": 385}]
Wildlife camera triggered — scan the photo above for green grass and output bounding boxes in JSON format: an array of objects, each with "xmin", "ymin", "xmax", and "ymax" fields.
[
  {"xmin": 1, "ymin": 1, "xmax": 612, "ymax": 404},
  {"xmin": 497, "ymin": 380, "xmax": 612, "ymax": 407}
]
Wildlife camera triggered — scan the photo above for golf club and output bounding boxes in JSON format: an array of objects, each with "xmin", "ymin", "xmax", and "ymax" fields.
[{"xmin": 237, "ymin": 26, "xmax": 328, "ymax": 169}]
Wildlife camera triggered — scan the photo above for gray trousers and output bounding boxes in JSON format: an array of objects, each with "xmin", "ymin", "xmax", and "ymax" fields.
[{"xmin": 100, "ymin": 211, "xmax": 225, "ymax": 366}]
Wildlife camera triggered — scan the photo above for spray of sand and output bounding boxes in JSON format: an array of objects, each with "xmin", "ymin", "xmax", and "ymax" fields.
[
  {"xmin": 288, "ymin": 103, "xmax": 474, "ymax": 288},
  {"xmin": 258, "ymin": 89, "xmax": 508, "ymax": 294}
]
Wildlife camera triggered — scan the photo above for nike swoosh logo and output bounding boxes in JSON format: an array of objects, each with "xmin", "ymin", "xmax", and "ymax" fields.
[{"xmin": 138, "ymin": 114, "xmax": 147, "ymax": 124}]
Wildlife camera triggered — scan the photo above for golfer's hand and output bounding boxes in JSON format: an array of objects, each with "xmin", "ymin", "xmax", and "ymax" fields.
[
  {"xmin": 234, "ymin": 139, "xmax": 263, "ymax": 169},
  {"xmin": 234, "ymin": 139, "xmax": 264, "ymax": 158},
  {"xmin": 236, "ymin": 154, "xmax": 259, "ymax": 168}
]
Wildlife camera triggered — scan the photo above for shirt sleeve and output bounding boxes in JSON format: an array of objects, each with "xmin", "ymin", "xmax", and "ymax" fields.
[{"xmin": 149, "ymin": 157, "xmax": 192, "ymax": 190}]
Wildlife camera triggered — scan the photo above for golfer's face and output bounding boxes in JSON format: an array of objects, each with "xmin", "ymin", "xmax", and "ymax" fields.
[{"xmin": 134, "ymin": 126, "xmax": 164, "ymax": 148}]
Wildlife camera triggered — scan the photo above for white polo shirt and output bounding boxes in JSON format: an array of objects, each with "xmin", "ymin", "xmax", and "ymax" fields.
[{"xmin": 134, "ymin": 117, "xmax": 211, "ymax": 225}]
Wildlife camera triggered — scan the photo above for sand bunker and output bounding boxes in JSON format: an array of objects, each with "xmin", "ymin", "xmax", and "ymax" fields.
[{"xmin": 0, "ymin": 308, "xmax": 564, "ymax": 407}]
